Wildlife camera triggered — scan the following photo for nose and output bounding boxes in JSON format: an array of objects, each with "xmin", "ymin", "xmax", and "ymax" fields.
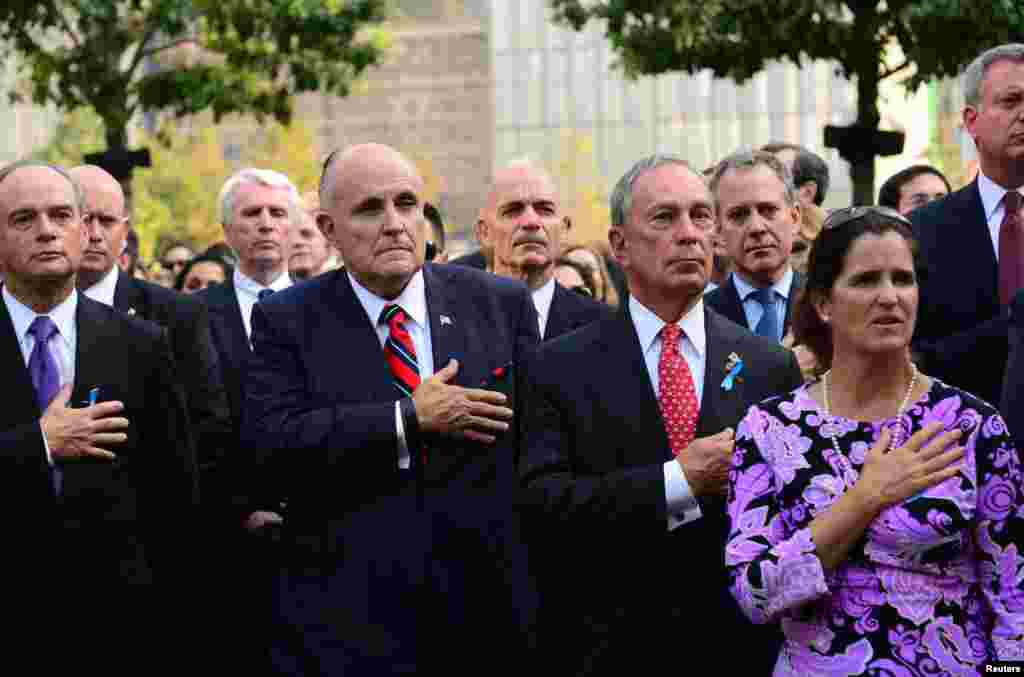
[
  {"xmin": 877, "ymin": 278, "xmax": 899, "ymax": 305},
  {"xmin": 381, "ymin": 202, "xmax": 407, "ymax": 235}
]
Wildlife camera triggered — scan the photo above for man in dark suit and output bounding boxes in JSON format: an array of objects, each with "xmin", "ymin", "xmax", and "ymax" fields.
[
  {"xmin": 476, "ymin": 161, "xmax": 610, "ymax": 340},
  {"xmin": 71, "ymin": 164, "xmax": 232, "ymax": 482},
  {"xmin": 242, "ymin": 143, "xmax": 540, "ymax": 675},
  {"xmin": 911, "ymin": 44, "xmax": 1024, "ymax": 407},
  {"xmin": 520, "ymin": 154, "xmax": 803, "ymax": 676},
  {"xmin": 705, "ymin": 150, "xmax": 805, "ymax": 343},
  {"xmin": 0, "ymin": 161, "xmax": 198, "ymax": 670}
]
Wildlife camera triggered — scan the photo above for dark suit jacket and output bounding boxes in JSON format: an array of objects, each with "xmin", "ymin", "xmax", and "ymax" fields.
[
  {"xmin": 113, "ymin": 271, "xmax": 231, "ymax": 477},
  {"xmin": 544, "ymin": 280, "xmax": 613, "ymax": 340},
  {"xmin": 0, "ymin": 294, "xmax": 198, "ymax": 633},
  {"xmin": 911, "ymin": 180, "xmax": 1007, "ymax": 406},
  {"xmin": 242, "ymin": 264, "xmax": 540, "ymax": 674},
  {"xmin": 703, "ymin": 270, "xmax": 805, "ymax": 338},
  {"xmin": 1002, "ymin": 289, "xmax": 1024, "ymax": 444},
  {"xmin": 195, "ymin": 278, "xmax": 250, "ymax": 430},
  {"xmin": 519, "ymin": 304, "xmax": 803, "ymax": 676}
]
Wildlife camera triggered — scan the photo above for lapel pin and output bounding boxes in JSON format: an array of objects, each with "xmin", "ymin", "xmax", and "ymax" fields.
[
  {"xmin": 440, "ymin": 315, "xmax": 453, "ymax": 326},
  {"xmin": 127, "ymin": 308, "xmax": 136, "ymax": 316},
  {"xmin": 721, "ymin": 352, "xmax": 745, "ymax": 391}
]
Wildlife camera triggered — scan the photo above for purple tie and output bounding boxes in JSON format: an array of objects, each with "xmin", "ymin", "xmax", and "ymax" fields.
[
  {"xmin": 1000, "ymin": 190, "xmax": 1024, "ymax": 306},
  {"xmin": 28, "ymin": 316, "xmax": 60, "ymax": 413},
  {"xmin": 28, "ymin": 316, "xmax": 62, "ymax": 495}
]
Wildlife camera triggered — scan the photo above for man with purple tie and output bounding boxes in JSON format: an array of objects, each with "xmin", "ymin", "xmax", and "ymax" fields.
[{"xmin": 0, "ymin": 161, "xmax": 198, "ymax": 672}]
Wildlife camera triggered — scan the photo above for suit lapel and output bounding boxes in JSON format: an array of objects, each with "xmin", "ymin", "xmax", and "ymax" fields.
[
  {"xmin": 597, "ymin": 308, "xmax": 672, "ymax": 466},
  {"xmin": 112, "ymin": 270, "xmax": 143, "ymax": 317},
  {"xmin": 697, "ymin": 309, "xmax": 748, "ymax": 438},
  {"xmin": 545, "ymin": 283, "xmax": 570, "ymax": 340},
  {"xmin": 783, "ymin": 271, "xmax": 805, "ymax": 336},
  {"xmin": 423, "ymin": 265, "xmax": 469, "ymax": 383},
  {"xmin": 72, "ymin": 296, "xmax": 113, "ymax": 407},
  {"xmin": 720, "ymin": 276, "xmax": 748, "ymax": 329},
  {"xmin": 956, "ymin": 180, "xmax": 998, "ymax": 290},
  {"xmin": 0, "ymin": 297, "xmax": 42, "ymax": 422},
  {"xmin": 211, "ymin": 279, "xmax": 250, "ymax": 361}
]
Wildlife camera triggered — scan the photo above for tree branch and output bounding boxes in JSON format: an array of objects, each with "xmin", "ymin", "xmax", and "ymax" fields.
[
  {"xmin": 141, "ymin": 37, "xmax": 200, "ymax": 60},
  {"xmin": 54, "ymin": 1, "xmax": 82, "ymax": 49},
  {"xmin": 127, "ymin": 28, "xmax": 159, "ymax": 79}
]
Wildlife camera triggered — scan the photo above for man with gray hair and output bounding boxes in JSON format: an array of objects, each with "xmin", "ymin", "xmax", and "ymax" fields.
[
  {"xmin": 520, "ymin": 153, "xmax": 801, "ymax": 675},
  {"xmin": 911, "ymin": 43, "xmax": 1024, "ymax": 407},
  {"xmin": 705, "ymin": 150, "xmax": 806, "ymax": 343}
]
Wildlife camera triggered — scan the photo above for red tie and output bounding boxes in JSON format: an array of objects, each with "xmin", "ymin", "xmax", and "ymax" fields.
[
  {"xmin": 1000, "ymin": 190, "xmax": 1024, "ymax": 306},
  {"xmin": 381, "ymin": 304, "xmax": 426, "ymax": 465},
  {"xmin": 658, "ymin": 323, "xmax": 699, "ymax": 457}
]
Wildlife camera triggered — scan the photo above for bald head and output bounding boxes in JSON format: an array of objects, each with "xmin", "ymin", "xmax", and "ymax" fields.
[
  {"xmin": 477, "ymin": 160, "xmax": 568, "ymax": 289},
  {"xmin": 317, "ymin": 143, "xmax": 428, "ymax": 299},
  {"xmin": 70, "ymin": 164, "xmax": 130, "ymax": 288}
]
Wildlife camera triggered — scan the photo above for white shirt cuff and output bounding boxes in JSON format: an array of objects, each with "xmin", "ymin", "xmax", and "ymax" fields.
[
  {"xmin": 395, "ymin": 401, "xmax": 411, "ymax": 470},
  {"xmin": 664, "ymin": 460, "xmax": 702, "ymax": 530},
  {"xmin": 40, "ymin": 421, "xmax": 54, "ymax": 466}
]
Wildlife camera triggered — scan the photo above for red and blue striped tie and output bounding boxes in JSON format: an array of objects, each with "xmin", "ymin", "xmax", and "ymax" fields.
[{"xmin": 381, "ymin": 303, "xmax": 421, "ymax": 399}]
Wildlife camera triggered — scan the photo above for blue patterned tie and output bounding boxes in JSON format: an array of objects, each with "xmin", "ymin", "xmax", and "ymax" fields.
[
  {"xmin": 752, "ymin": 287, "xmax": 780, "ymax": 342},
  {"xmin": 28, "ymin": 316, "xmax": 62, "ymax": 495},
  {"xmin": 258, "ymin": 289, "xmax": 273, "ymax": 301}
]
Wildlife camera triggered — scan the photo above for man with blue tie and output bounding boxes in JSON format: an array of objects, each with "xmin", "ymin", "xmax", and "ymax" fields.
[
  {"xmin": 243, "ymin": 143, "xmax": 540, "ymax": 675},
  {"xmin": 0, "ymin": 161, "xmax": 198, "ymax": 671},
  {"xmin": 704, "ymin": 150, "xmax": 806, "ymax": 344}
]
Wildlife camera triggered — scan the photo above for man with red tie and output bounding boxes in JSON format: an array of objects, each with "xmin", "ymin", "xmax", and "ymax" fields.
[
  {"xmin": 519, "ymin": 154, "xmax": 802, "ymax": 676},
  {"xmin": 241, "ymin": 143, "xmax": 540, "ymax": 675},
  {"xmin": 911, "ymin": 43, "xmax": 1024, "ymax": 408}
]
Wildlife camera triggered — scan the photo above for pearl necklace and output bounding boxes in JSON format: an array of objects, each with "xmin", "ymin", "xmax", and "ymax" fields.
[{"xmin": 821, "ymin": 363, "xmax": 919, "ymax": 455}]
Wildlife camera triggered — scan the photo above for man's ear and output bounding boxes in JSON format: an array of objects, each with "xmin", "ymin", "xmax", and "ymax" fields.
[
  {"xmin": 474, "ymin": 217, "xmax": 489, "ymax": 246},
  {"xmin": 316, "ymin": 212, "xmax": 334, "ymax": 241},
  {"xmin": 812, "ymin": 289, "xmax": 831, "ymax": 325},
  {"xmin": 562, "ymin": 216, "xmax": 572, "ymax": 234},
  {"xmin": 608, "ymin": 226, "xmax": 627, "ymax": 267},
  {"xmin": 797, "ymin": 181, "xmax": 818, "ymax": 207}
]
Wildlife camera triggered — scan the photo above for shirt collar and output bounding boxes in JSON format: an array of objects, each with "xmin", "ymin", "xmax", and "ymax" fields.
[
  {"xmin": 732, "ymin": 266, "xmax": 794, "ymax": 302},
  {"xmin": 629, "ymin": 294, "xmax": 706, "ymax": 357},
  {"xmin": 2, "ymin": 285, "xmax": 78, "ymax": 349},
  {"xmin": 81, "ymin": 265, "xmax": 120, "ymax": 307},
  {"xmin": 348, "ymin": 269, "xmax": 428, "ymax": 330},
  {"xmin": 234, "ymin": 268, "xmax": 292, "ymax": 298},
  {"xmin": 532, "ymin": 277, "xmax": 556, "ymax": 316},
  {"xmin": 977, "ymin": 170, "xmax": 1024, "ymax": 222}
]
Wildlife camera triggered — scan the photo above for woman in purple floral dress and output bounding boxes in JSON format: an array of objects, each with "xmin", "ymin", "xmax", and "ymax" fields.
[{"xmin": 726, "ymin": 207, "xmax": 1024, "ymax": 676}]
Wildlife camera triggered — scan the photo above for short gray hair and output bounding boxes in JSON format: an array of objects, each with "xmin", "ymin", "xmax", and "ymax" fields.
[
  {"xmin": 708, "ymin": 149, "xmax": 798, "ymax": 212},
  {"xmin": 610, "ymin": 154, "xmax": 692, "ymax": 227},
  {"xmin": 218, "ymin": 168, "xmax": 300, "ymax": 226},
  {"xmin": 0, "ymin": 160, "xmax": 86, "ymax": 213},
  {"xmin": 964, "ymin": 44, "xmax": 1024, "ymax": 108}
]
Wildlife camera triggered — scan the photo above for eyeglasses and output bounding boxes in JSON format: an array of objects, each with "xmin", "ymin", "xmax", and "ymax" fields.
[
  {"xmin": 568, "ymin": 285, "xmax": 593, "ymax": 298},
  {"xmin": 823, "ymin": 205, "xmax": 912, "ymax": 232},
  {"xmin": 161, "ymin": 258, "xmax": 189, "ymax": 271}
]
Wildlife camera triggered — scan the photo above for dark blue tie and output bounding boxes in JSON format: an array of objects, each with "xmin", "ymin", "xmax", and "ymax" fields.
[
  {"xmin": 752, "ymin": 287, "xmax": 780, "ymax": 342},
  {"xmin": 258, "ymin": 289, "xmax": 273, "ymax": 301},
  {"xmin": 28, "ymin": 316, "xmax": 62, "ymax": 494}
]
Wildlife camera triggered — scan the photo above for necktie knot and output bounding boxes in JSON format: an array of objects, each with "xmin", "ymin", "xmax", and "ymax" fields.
[
  {"xmin": 752, "ymin": 286, "xmax": 776, "ymax": 308},
  {"xmin": 661, "ymin": 322, "xmax": 681, "ymax": 350},
  {"xmin": 258, "ymin": 288, "xmax": 274, "ymax": 301},
  {"xmin": 1006, "ymin": 190, "xmax": 1023, "ymax": 215},
  {"xmin": 380, "ymin": 303, "xmax": 408, "ymax": 330},
  {"xmin": 28, "ymin": 316, "xmax": 58, "ymax": 342}
]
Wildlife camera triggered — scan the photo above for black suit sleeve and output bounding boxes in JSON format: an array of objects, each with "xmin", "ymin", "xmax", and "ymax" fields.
[
  {"xmin": 519, "ymin": 350, "xmax": 667, "ymax": 535},
  {"xmin": 166, "ymin": 298, "xmax": 232, "ymax": 476},
  {"xmin": 138, "ymin": 328, "xmax": 200, "ymax": 586},
  {"xmin": 242, "ymin": 303, "xmax": 399, "ymax": 491},
  {"xmin": 0, "ymin": 423, "xmax": 54, "ymax": 500}
]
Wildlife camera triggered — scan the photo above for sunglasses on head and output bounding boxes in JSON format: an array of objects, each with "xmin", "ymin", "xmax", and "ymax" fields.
[
  {"xmin": 823, "ymin": 205, "xmax": 912, "ymax": 232},
  {"xmin": 569, "ymin": 285, "xmax": 593, "ymax": 297}
]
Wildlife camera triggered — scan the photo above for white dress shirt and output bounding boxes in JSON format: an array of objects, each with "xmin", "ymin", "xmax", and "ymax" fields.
[
  {"xmin": 531, "ymin": 277, "xmax": 556, "ymax": 339},
  {"xmin": 81, "ymin": 264, "xmax": 120, "ymax": 307},
  {"xmin": 349, "ymin": 270, "xmax": 434, "ymax": 470},
  {"xmin": 977, "ymin": 170, "xmax": 1024, "ymax": 261},
  {"xmin": 731, "ymin": 267, "xmax": 794, "ymax": 343},
  {"xmin": 234, "ymin": 268, "xmax": 293, "ymax": 341},
  {"xmin": 629, "ymin": 295, "xmax": 705, "ymax": 530},
  {"xmin": 4, "ymin": 286, "xmax": 78, "ymax": 465}
]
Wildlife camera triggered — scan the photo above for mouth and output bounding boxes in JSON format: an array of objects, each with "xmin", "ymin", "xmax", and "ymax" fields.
[
  {"xmin": 254, "ymin": 241, "xmax": 279, "ymax": 250},
  {"xmin": 746, "ymin": 244, "xmax": 776, "ymax": 256},
  {"xmin": 34, "ymin": 251, "xmax": 65, "ymax": 261},
  {"xmin": 872, "ymin": 316, "xmax": 904, "ymax": 327},
  {"xmin": 514, "ymin": 238, "xmax": 548, "ymax": 248}
]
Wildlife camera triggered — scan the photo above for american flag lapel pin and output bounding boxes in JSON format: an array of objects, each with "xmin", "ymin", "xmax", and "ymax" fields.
[
  {"xmin": 440, "ymin": 315, "xmax": 453, "ymax": 326},
  {"xmin": 127, "ymin": 307, "xmax": 136, "ymax": 316}
]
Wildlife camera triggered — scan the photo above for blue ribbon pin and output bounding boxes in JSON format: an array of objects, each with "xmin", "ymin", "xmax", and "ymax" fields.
[{"xmin": 721, "ymin": 358, "xmax": 744, "ymax": 391}]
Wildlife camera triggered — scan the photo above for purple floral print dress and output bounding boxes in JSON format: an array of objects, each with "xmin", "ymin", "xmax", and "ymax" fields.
[{"xmin": 726, "ymin": 379, "xmax": 1024, "ymax": 676}]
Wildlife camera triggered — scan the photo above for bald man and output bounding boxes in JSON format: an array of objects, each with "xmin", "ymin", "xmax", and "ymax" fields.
[
  {"xmin": 241, "ymin": 143, "xmax": 541, "ymax": 675},
  {"xmin": 477, "ymin": 162, "xmax": 609, "ymax": 340},
  {"xmin": 0, "ymin": 161, "xmax": 198, "ymax": 669},
  {"xmin": 71, "ymin": 165, "xmax": 230, "ymax": 487}
]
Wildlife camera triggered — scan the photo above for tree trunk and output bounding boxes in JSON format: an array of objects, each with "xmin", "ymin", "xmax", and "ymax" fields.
[
  {"xmin": 850, "ymin": 67, "xmax": 881, "ymax": 206},
  {"xmin": 104, "ymin": 124, "xmax": 134, "ymax": 211}
]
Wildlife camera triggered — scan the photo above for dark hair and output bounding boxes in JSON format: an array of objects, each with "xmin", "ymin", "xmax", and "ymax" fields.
[
  {"xmin": 201, "ymin": 242, "xmax": 238, "ymax": 266},
  {"xmin": 174, "ymin": 253, "xmax": 233, "ymax": 292},
  {"xmin": 424, "ymin": 202, "xmax": 446, "ymax": 250},
  {"xmin": 791, "ymin": 210, "xmax": 924, "ymax": 374},
  {"xmin": 761, "ymin": 142, "xmax": 830, "ymax": 206},
  {"xmin": 877, "ymin": 165, "xmax": 952, "ymax": 210},
  {"xmin": 554, "ymin": 257, "xmax": 597, "ymax": 298},
  {"xmin": 160, "ymin": 239, "xmax": 195, "ymax": 261},
  {"xmin": 122, "ymin": 228, "xmax": 140, "ymax": 271}
]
